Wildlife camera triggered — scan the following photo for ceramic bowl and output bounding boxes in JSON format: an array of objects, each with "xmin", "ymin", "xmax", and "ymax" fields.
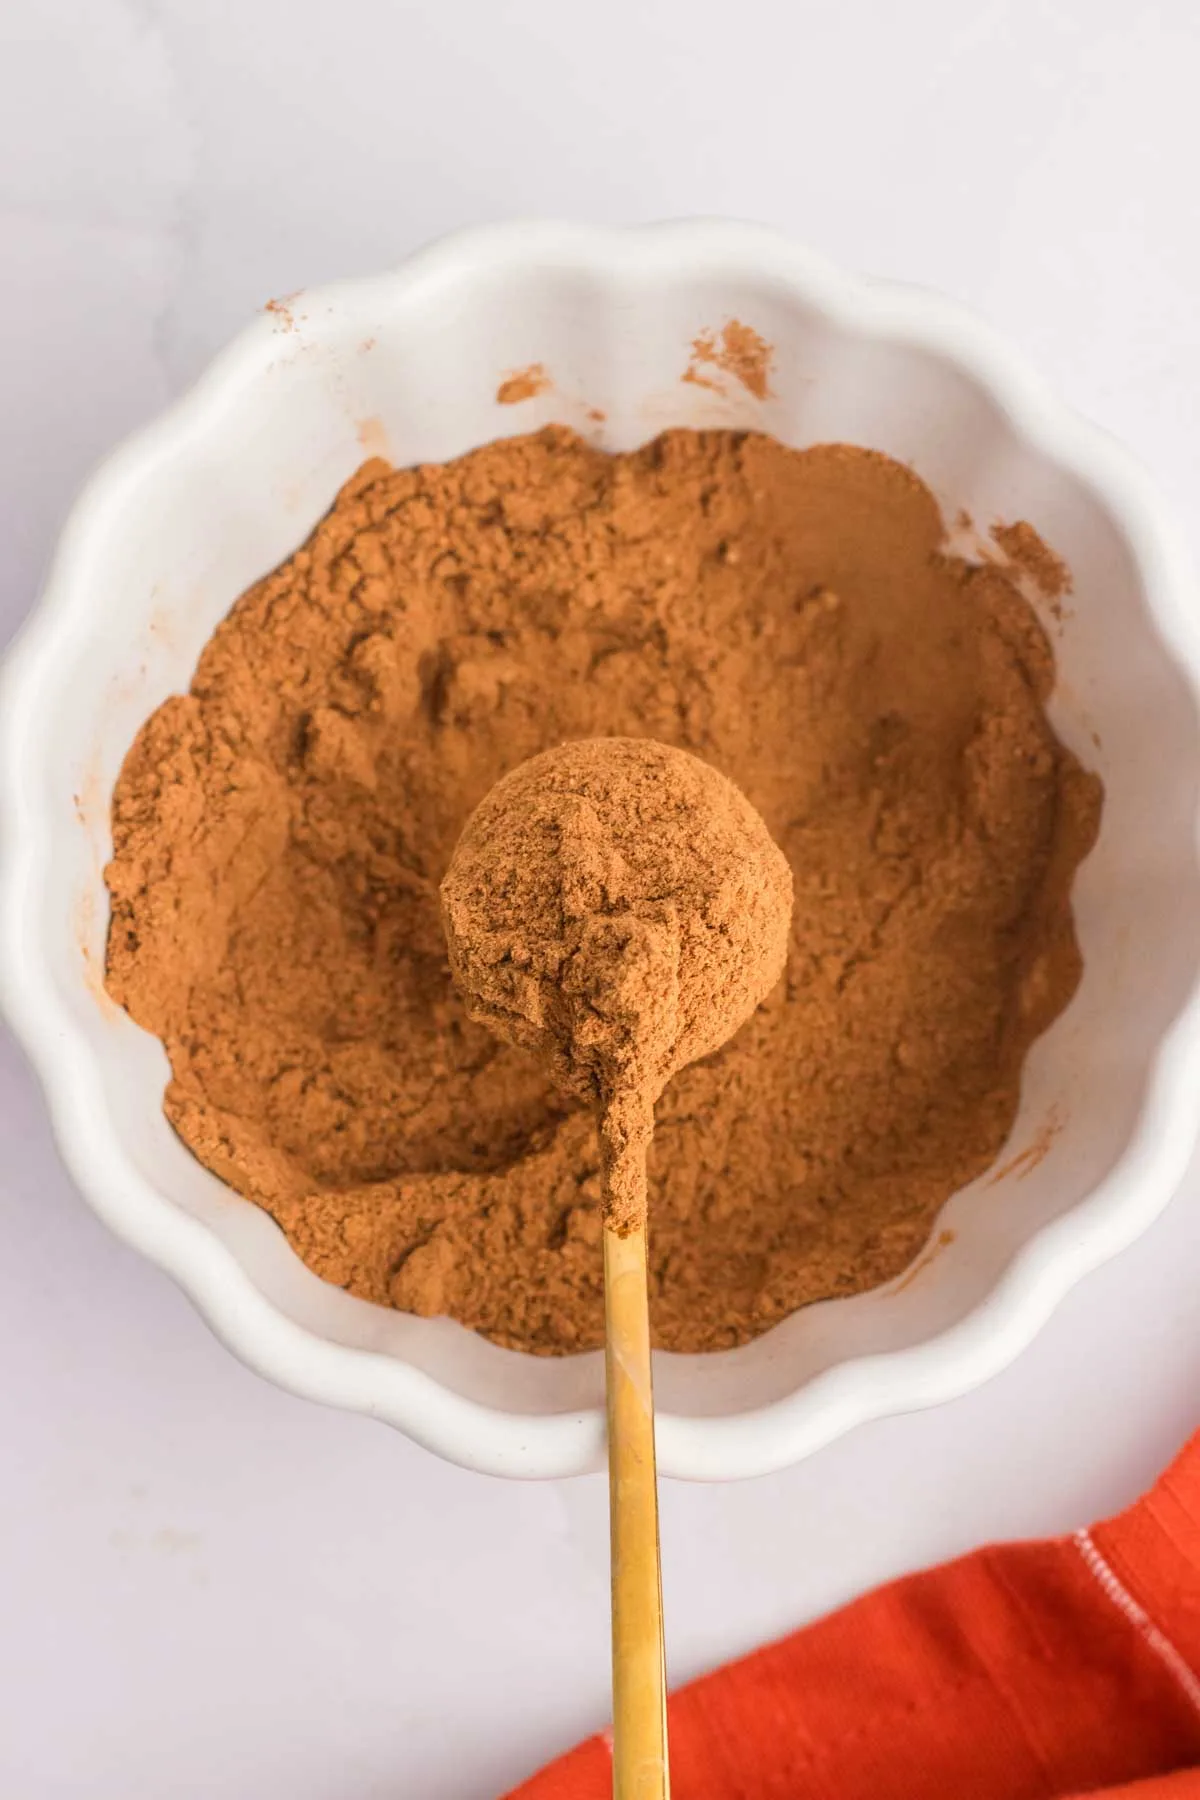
[{"xmin": 3, "ymin": 220, "xmax": 1199, "ymax": 1479}]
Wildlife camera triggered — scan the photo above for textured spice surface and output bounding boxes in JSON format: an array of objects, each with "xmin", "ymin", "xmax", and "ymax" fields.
[
  {"xmin": 440, "ymin": 737, "xmax": 793, "ymax": 1232},
  {"xmin": 105, "ymin": 427, "xmax": 1101, "ymax": 1353}
]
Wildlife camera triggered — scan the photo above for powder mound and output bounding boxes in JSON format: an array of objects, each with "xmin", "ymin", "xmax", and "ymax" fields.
[
  {"xmin": 440, "ymin": 737, "xmax": 793, "ymax": 1230},
  {"xmin": 104, "ymin": 426, "xmax": 1102, "ymax": 1354}
]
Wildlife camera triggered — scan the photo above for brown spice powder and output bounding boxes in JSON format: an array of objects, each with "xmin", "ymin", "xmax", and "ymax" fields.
[
  {"xmin": 991, "ymin": 520, "xmax": 1073, "ymax": 604},
  {"xmin": 105, "ymin": 427, "xmax": 1101, "ymax": 1354},
  {"xmin": 683, "ymin": 321, "xmax": 774, "ymax": 399},
  {"xmin": 440, "ymin": 737, "xmax": 793, "ymax": 1233},
  {"xmin": 496, "ymin": 364, "xmax": 551, "ymax": 406}
]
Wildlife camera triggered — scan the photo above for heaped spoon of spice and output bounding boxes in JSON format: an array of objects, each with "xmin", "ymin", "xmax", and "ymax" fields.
[{"xmin": 441, "ymin": 736, "xmax": 793, "ymax": 1799}]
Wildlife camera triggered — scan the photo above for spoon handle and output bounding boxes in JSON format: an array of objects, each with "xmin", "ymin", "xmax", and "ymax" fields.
[{"xmin": 605, "ymin": 1220, "xmax": 670, "ymax": 1800}]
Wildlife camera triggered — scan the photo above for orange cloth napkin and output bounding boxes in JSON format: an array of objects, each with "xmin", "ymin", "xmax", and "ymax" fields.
[{"xmin": 508, "ymin": 1433, "xmax": 1200, "ymax": 1800}]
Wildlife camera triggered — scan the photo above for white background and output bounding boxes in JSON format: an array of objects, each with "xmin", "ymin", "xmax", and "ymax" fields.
[{"xmin": 3, "ymin": 3, "xmax": 1200, "ymax": 1795}]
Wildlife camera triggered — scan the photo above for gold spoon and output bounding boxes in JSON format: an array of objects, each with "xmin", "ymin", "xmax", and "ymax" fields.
[{"xmin": 439, "ymin": 737, "xmax": 793, "ymax": 1800}]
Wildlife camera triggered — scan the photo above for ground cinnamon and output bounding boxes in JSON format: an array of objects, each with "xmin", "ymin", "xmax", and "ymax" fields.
[
  {"xmin": 440, "ymin": 737, "xmax": 793, "ymax": 1234},
  {"xmin": 105, "ymin": 426, "xmax": 1101, "ymax": 1354}
]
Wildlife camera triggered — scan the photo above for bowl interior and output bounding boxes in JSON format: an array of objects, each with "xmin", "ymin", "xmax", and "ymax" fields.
[{"xmin": 21, "ymin": 234, "xmax": 1200, "ymax": 1450}]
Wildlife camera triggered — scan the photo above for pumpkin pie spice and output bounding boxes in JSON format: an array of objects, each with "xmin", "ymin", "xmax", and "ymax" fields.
[
  {"xmin": 440, "ymin": 735, "xmax": 794, "ymax": 1235},
  {"xmin": 105, "ymin": 427, "xmax": 1101, "ymax": 1353}
]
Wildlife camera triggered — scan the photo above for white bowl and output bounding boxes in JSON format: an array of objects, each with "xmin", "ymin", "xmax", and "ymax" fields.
[{"xmin": 3, "ymin": 220, "xmax": 1199, "ymax": 1480}]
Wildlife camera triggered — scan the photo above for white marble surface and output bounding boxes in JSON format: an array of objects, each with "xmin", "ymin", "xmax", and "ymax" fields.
[{"xmin": 3, "ymin": 2, "xmax": 1200, "ymax": 1794}]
